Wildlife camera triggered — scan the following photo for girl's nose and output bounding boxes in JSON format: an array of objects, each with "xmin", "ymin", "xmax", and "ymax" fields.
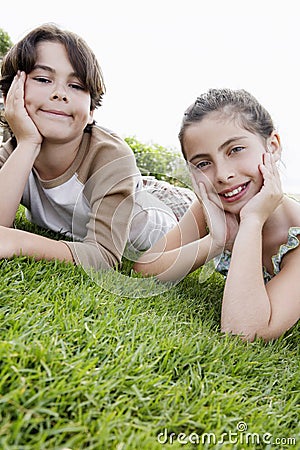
[{"xmin": 215, "ymin": 162, "xmax": 235, "ymax": 184}]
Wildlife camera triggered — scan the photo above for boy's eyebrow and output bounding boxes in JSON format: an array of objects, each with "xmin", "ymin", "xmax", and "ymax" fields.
[
  {"xmin": 32, "ymin": 64, "xmax": 55, "ymax": 73},
  {"xmin": 32, "ymin": 64, "xmax": 78, "ymax": 77},
  {"xmin": 188, "ymin": 136, "xmax": 248, "ymax": 163}
]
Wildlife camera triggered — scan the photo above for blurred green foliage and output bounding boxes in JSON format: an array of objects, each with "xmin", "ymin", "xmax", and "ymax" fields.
[
  {"xmin": 125, "ymin": 136, "xmax": 192, "ymax": 188},
  {"xmin": 0, "ymin": 28, "xmax": 13, "ymax": 58}
]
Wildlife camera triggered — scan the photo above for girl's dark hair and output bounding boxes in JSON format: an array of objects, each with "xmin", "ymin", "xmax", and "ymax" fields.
[
  {"xmin": 178, "ymin": 88, "xmax": 275, "ymax": 158},
  {"xmin": 0, "ymin": 23, "xmax": 105, "ymax": 111}
]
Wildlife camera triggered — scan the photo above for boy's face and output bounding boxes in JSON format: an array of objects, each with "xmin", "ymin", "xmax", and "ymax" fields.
[{"xmin": 24, "ymin": 41, "xmax": 93, "ymax": 144}]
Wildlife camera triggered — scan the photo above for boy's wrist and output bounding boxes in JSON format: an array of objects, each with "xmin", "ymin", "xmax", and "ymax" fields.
[{"xmin": 16, "ymin": 141, "xmax": 41, "ymax": 157}]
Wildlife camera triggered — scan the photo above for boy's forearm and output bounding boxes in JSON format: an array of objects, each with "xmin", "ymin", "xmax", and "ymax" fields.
[
  {"xmin": 0, "ymin": 143, "xmax": 40, "ymax": 226},
  {"xmin": 1, "ymin": 226, "xmax": 74, "ymax": 263},
  {"xmin": 221, "ymin": 219, "xmax": 271, "ymax": 340}
]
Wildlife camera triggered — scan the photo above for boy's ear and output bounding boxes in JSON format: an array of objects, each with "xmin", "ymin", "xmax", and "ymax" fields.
[
  {"xmin": 88, "ymin": 109, "xmax": 94, "ymax": 125},
  {"xmin": 267, "ymin": 131, "xmax": 282, "ymax": 162}
]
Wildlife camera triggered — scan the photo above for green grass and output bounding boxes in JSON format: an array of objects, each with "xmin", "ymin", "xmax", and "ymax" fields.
[{"xmin": 0, "ymin": 208, "xmax": 299, "ymax": 449}]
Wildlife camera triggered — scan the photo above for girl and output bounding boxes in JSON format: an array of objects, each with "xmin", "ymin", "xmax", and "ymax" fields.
[
  {"xmin": 0, "ymin": 24, "xmax": 193, "ymax": 272},
  {"xmin": 134, "ymin": 88, "xmax": 300, "ymax": 342}
]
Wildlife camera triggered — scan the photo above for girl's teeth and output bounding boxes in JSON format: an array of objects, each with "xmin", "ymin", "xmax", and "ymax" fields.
[{"xmin": 224, "ymin": 185, "xmax": 244, "ymax": 197}]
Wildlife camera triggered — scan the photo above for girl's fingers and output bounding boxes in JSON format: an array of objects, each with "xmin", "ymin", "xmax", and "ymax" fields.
[
  {"xmin": 198, "ymin": 181, "xmax": 207, "ymax": 200},
  {"xmin": 264, "ymin": 152, "xmax": 279, "ymax": 175},
  {"xmin": 260, "ymin": 153, "xmax": 275, "ymax": 180},
  {"xmin": 259, "ymin": 153, "xmax": 283, "ymax": 206}
]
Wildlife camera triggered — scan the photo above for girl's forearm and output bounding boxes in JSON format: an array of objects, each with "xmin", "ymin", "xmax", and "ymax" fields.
[
  {"xmin": 0, "ymin": 142, "xmax": 40, "ymax": 227},
  {"xmin": 134, "ymin": 234, "xmax": 221, "ymax": 282},
  {"xmin": 221, "ymin": 218, "xmax": 271, "ymax": 340}
]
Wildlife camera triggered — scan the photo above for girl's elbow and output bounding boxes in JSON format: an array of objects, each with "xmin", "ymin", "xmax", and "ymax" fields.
[
  {"xmin": 132, "ymin": 260, "xmax": 152, "ymax": 276},
  {"xmin": 132, "ymin": 261, "xmax": 143, "ymax": 274},
  {"xmin": 221, "ymin": 323, "xmax": 284, "ymax": 342},
  {"xmin": 221, "ymin": 324, "xmax": 256, "ymax": 342}
]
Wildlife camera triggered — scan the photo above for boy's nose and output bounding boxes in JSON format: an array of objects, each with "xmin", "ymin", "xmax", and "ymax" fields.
[{"xmin": 50, "ymin": 89, "xmax": 68, "ymax": 103}]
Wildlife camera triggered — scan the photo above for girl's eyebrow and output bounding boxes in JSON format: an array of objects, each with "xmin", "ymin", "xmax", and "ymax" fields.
[
  {"xmin": 189, "ymin": 136, "xmax": 248, "ymax": 164},
  {"xmin": 189, "ymin": 153, "xmax": 210, "ymax": 164},
  {"xmin": 218, "ymin": 136, "xmax": 248, "ymax": 151}
]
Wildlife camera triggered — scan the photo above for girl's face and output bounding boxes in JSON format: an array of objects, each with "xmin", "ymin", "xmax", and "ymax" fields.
[
  {"xmin": 184, "ymin": 114, "xmax": 279, "ymax": 215},
  {"xmin": 24, "ymin": 41, "xmax": 93, "ymax": 144}
]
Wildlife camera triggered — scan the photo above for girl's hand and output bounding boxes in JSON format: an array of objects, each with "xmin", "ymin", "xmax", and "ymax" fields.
[
  {"xmin": 240, "ymin": 153, "xmax": 283, "ymax": 224},
  {"xmin": 190, "ymin": 166, "xmax": 239, "ymax": 253},
  {"xmin": 4, "ymin": 71, "xmax": 43, "ymax": 146}
]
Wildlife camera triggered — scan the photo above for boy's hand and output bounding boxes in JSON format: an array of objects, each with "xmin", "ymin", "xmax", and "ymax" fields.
[
  {"xmin": 0, "ymin": 226, "xmax": 20, "ymax": 259},
  {"xmin": 4, "ymin": 71, "xmax": 43, "ymax": 147},
  {"xmin": 240, "ymin": 153, "xmax": 283, "ymax": 224}
]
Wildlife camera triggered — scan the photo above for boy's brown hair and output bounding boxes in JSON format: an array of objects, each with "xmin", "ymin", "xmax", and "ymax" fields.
[{"xmin": 0, "ymin": 23, "xmax": 105, "ymax": 111}]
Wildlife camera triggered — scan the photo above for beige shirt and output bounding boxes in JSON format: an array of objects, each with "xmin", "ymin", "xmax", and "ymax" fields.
[
  {"xmin": 0, "ymin": 126, "xmax": 139, "ymax": 270},
  {"xmin": 0, "ymin": 125, "xmax": 179, "ymax": 271}
]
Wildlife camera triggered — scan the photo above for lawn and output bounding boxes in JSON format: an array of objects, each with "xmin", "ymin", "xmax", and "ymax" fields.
[{"xmin": 0, "ymin": 207, "xmax": 299, "ymax": 450}]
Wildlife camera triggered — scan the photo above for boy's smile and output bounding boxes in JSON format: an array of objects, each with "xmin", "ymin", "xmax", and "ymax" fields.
[
  {"xmin": 39, "ymin": 109, "xmax": 72, "ymax": 118},
  {"xmin": 24, "ymin": 41, "xmax": 93, "ymax": 144}
]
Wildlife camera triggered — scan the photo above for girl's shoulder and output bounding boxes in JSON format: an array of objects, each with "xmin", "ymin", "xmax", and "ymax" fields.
[
  {"xmin": 267, "ymin": 195, "xmax": 300, "ymax": 279},
  {"xmin": 284, "ymin": 194, "xmax": 300, "ymax": 226},
  {"xmin": 271, "ymin": 226, "xmax": 300, "ymax": 276}
]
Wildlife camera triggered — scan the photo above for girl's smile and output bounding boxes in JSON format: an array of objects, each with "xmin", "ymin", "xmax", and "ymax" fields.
[
  {"xmin": 218, "ymin": 181, "xmax": 251, "ymax": 203},
  {"xmin": 184, "ymin": 114, "xmax": 281, "ymax": 214}
]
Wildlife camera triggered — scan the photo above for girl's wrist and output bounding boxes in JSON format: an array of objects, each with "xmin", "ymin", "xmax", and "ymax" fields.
[
  {"xmin": 239, "ymin": 215, "xmax": 264, "ymax": 231},
  {"xmin": 209, "ymin": 234, "xmax": 226, "ymax": 257}
]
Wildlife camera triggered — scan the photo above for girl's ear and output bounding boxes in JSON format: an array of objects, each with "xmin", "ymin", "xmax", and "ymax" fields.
[{"xmin": 267, "ymin": 131, "xmax": 282, "ymax": 162}]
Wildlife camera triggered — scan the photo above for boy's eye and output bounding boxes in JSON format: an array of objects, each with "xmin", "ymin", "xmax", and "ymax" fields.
[
  {"xmin": 34, "ymin": 77, "xmax": 51, "ymax": 83},
  {"xmin": 69, "ymin": 83, "xmax": 85, "ymax": 90}
]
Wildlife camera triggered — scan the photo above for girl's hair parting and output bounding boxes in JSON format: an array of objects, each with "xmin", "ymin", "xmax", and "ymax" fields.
[
  {"xmin": 178, "ymin": 88, "xmax": 275, "ymax": 158},
  {"xmin": 0, "ymin": 23, "xmax": 105, "ymax": 111}
]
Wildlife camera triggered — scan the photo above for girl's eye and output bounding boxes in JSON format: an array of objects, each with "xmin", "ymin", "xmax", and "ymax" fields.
[
  {"xmin": 230, "ymin": 146, "xmax": 244, "ymax": 154},
  {"xmin": 196, "ymin": 161, "xmax": 210, "ymax": 170}
]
